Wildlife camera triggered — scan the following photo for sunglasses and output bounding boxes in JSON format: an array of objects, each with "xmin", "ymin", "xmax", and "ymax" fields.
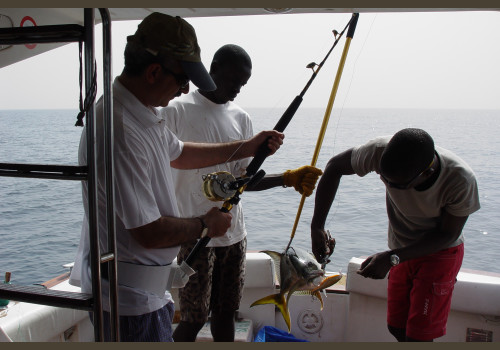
[
  {"xmin": 380, "ymin": 153, "xmax": 437, "ymax": 190},
  {"xmin": 160, "ymin": 64, "xmax": 190, "ymax": 89}
]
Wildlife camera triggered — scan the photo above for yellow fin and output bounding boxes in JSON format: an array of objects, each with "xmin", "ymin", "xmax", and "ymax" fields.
[
  {"xmin": 250, "ymin": 293, "xmax": 291, "ymax": 333},
  {"xmin": 313, "ymin": 290, "xmax": 324, "ymax": 310},
  {"xmin": 311, "ymin": 273, "xmax": 343, "ymax": 293}
]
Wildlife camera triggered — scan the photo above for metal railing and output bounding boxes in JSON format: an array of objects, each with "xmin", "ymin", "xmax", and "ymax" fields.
[{"xmin": 0, "ymin": 8, "xmax": 118, "ymax": 342}]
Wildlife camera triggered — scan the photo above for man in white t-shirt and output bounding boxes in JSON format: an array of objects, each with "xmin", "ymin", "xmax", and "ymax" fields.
[
  {"xmin": 69, "ymin": 14, "xmax": 284, "ymax": 342},
  {"xmin": 310, "ymin": 128, "xmax": 480, "ymax": 342},
  {"xmin": 161, "ymin": 44, "xmax": 322, "ymax": 341}
]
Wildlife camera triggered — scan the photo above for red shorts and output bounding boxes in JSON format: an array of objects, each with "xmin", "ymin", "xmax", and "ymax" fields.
[{"xmin": 387, "ymin": 243, "xmax": 464, "ymax": 341}]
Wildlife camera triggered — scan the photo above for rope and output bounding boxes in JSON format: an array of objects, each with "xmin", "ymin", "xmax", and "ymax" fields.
[{"xmin": 75, "ymin": 41, "xmax": 98, "ymax": 127}]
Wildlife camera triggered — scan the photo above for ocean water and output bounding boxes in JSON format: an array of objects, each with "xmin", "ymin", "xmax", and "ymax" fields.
[{"xmin": 0, "ymin": 108, "xmax": 499, "ymax": 285}]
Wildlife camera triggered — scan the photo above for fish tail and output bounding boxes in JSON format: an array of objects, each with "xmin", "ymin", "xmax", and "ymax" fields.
[{"xmin": 251, "ymin": 293, "xmax": 291, "ymax": 333}]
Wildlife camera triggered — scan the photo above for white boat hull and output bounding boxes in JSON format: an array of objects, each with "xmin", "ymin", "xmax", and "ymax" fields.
[{"xmin": 2, "ymin": 253, "xmax": 498, "ymax": 342}]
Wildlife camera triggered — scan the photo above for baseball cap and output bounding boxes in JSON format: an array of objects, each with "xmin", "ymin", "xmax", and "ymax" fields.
[{"xmin": 127, "ymin": 12, "xmax": 216, "ymax": 91}]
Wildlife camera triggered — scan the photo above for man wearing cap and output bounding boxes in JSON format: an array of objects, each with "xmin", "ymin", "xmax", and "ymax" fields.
[
  {"xmin": 161, "ymin": 44, "xmax": 322, "ymax": 341},
  {"xmin": 69, "ymin": 13, "xmax": 284, "ymax": 342}
]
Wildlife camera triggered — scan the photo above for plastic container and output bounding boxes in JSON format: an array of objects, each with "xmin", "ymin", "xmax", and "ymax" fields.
[
  {"xmin": 254, "ymin": 326, "xmax": 308, "ymax": 342},
  {"xmin": 0, "ymin": 272, "xmax": 11, "ymax": 307}
]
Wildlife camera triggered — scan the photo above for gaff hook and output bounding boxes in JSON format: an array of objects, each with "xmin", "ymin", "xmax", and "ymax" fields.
[{"xmin": 286, "ymin": 13, "xmax": 360, "ymax": 255}]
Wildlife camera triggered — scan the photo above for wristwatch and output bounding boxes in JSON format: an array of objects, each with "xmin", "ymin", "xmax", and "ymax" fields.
[
  {"xmin": 197, "ymin": 217, "xmax": 209, "ymax": 238},
  {"xmin": 390, "ymin": 253, "xmax": 400, "ymax": 266}
]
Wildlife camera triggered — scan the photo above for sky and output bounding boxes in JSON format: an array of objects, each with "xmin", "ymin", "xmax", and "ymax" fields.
[{"xmin": 0, "ymin": 10, "xmax": 499, "ymax": 111}]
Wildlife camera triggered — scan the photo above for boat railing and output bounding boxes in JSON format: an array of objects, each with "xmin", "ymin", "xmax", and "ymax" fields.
[{"xmin": 0, "ymin": 8, "xmax": 118, "ymax": 342}]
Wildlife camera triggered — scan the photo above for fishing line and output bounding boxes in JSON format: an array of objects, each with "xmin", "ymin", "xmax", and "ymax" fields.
[
  {"xmin": 326, "ymin": 14, "xmax": 377, "ymax": 227},
  {"xmin": 330, "ymin": 14, "xmax": 377, "ymax": 154},
  {"xmin": 223, "ymin": 140, "xmax": 246, "ymax": 165},
  {"xmin": 262, "ymin": 18, "xmax": 345, "ymax": 117},
  {"xmin": 244, "ymin": 14, "xmax": 357, "ymax": 178}
]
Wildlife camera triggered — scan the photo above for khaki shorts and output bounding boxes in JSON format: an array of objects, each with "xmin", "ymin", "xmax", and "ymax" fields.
[{"xmin": 176, "ymin": 237, "xmax": 246, "ymax": 324}]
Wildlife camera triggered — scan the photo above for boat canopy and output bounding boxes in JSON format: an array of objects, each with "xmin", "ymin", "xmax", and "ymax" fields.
[{"xmin": 1, "ymin": 7, "xmax": 498, "ymax": 69}]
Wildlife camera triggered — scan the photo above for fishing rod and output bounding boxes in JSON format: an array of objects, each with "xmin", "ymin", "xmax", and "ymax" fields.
[
  {"xmin": 244, "ymin": 14, "xmax": 357, "ymax": 177},
  {"xmin": 184, "ymin": 14, "xmax": 358, "ymax": 268},
  {"xmin": 285, "ymin": 13, "xmax": 360, "ymax": 262}
]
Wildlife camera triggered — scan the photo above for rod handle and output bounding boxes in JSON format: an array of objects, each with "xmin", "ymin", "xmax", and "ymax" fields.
[
  {"xmin": 245, "ymin": 95, "xmax": 303, "ymax": 176},
  {"xmin": 184, "ymin": 236, "xmax": 210, "ymax": 266},
  {"xmin": 183, "ymin": 203, "xmax": 234, "ymax": 266}
]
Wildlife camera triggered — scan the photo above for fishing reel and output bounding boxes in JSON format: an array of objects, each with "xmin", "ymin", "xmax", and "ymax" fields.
[
  {"xmin": 201, "ymin": 170, "xmax": 266, "ymax": 203},
  {"xmin": 202, "ymin": 171, "xmax": 243, "ymax": 202}
]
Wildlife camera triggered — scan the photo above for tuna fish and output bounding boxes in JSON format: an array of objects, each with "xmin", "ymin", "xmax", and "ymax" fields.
[{"xmin": 250, "ymin": 247, "xmax": 342, "ymax": 332}]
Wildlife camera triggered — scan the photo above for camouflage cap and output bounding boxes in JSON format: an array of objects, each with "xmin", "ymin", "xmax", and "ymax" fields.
[{"xmin": 127, "ymin": 12, "xmax": 216, "ymax": 91}]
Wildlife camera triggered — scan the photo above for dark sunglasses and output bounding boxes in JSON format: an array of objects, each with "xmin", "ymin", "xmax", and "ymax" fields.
[
  {"xmin": 160, "ymin": 64, "xmax": 190, "ymax": 89},
  {"xmin": 380, "ymin": 153, "xmax": 437, "ymax": 190}
]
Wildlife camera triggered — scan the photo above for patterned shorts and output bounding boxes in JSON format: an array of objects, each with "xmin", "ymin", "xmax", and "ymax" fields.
[{"xmin": 176, "ymin": 237, "xmax": 247, "ymax": 324}]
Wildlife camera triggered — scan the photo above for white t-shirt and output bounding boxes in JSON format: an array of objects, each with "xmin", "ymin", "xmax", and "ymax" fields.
[
  {"xmin": 161, "ymin": 90, "xmax": 253, "ymax": 247},
  {"xmin": 69, "ymin": 78, "xmax": 184, "ymax": 316},
  {"xmin": 351, "ymin": 135, "xmax": 480, "ymax": 250}
]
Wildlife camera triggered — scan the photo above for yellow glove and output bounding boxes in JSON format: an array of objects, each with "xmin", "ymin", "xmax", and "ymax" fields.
[{"xmin": 283, "ymin": 165, "xmax": 323, "ymax": 197}]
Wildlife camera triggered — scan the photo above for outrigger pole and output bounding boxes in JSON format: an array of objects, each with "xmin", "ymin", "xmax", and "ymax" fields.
[
  {"xmin": 184, "ymin": 13, "xmax": 359, "ymax": 267},
  {"xmin": 285, "ymin": 13, "xmax": 359, "ymax": 255}
]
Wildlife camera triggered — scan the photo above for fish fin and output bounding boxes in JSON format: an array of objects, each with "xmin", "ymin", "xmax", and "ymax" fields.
[
  {"xmin": 250, "ymin": 293, "xmax": 279, "ymax": 307},
  {"xmin": 311, "ymin": 272, "xmax": 343, "ymax": 292},
  {"xmin": 261, "ymin": 250, "xmax": 282, "ymax": 284},
  {"xmin": 251, "ymin": 293, "xmax": 291, "ymax": 333},
  {"xmin": 285, "ymin": 282, "xmax": 300, "ymax": 306},
  {"xmin": 313, "ymin": 290, "xmax": 324, "ymax": 310},
  {"xmin": 288, "ymin": 290, "xmax": 325, "ymax": 310}
]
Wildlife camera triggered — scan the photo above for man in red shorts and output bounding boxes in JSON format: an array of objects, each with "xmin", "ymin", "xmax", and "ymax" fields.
[{"xmin": 310, "ymin": 128, "xmax": 480, "ymax": 341}]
